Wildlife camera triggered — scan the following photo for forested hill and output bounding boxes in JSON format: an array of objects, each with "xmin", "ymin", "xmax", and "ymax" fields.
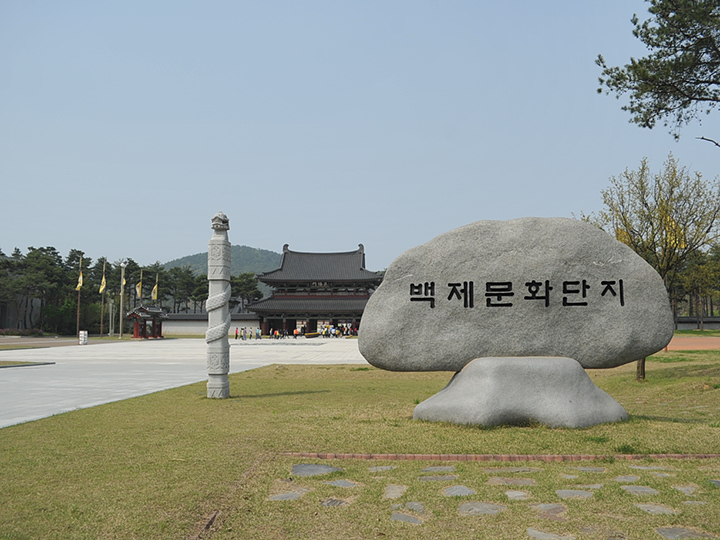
[{"xmin": 163, "ymin": 245, "xmax": 281, "ymax": 276}]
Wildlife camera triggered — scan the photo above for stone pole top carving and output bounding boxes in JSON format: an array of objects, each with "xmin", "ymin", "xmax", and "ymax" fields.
[{"xmin": 211, "ymin": 211, "xmax": 230, "ymax": 232}]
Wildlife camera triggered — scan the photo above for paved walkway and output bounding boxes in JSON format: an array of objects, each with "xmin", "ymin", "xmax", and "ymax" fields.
[
  {"xmin": 665, "ymin": 335, "xmax": 720, "ymax": 350},
  {"xmin": 265, "ymin": 461, "xmax": 720, "ymax": 539},
  {"xmin": 0, "ymin": 337, "xmax": 367, "ymax": 429}
]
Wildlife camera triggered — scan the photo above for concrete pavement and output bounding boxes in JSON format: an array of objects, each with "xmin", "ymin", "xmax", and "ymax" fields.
[{"xmin": 0, "ymin": 337, "xmax": 368, "ymax": 429}]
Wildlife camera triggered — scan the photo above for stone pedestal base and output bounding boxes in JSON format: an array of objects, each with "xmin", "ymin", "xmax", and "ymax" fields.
[
  {"xmin": 413, "ymin": 357, "xmax": 628, "ymax": 428},
  {"xmin": 207, "ymin": 374, "xmax": 230, "ymax": 399}
]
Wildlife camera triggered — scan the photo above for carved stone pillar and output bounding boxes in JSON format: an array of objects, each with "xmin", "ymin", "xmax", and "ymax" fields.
[{"xmin": 206, "ymin": 211, "xmax": 232, "ymax": 398}]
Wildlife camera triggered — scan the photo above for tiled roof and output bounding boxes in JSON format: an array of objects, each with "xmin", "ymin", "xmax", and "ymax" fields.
[
  {"xmin": 257, "ymin": 244, "xmax": 383, "ymax": 283},
  {"xmin": 165, "ymin": 313, "xmax": 259, "ymax": 321},
  {"xmin": 248, "ymin": 296, "xmax": 370, "ymax": 315},
  {"xmin": 126, "ymin": 305, "xmax": 169, "ymax": 319}
]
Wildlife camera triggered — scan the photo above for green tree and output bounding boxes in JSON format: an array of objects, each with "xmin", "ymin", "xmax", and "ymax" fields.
[
  {"xmin": 680, "ymin": 250, "xmax": 718, "ymax": 329},
  {"xmin": 231, "ymin": 272, "xmax": 262, "ymax": 311},
  {"xmin": 190, "ymin": 274, "xmax": 208, "ymax": 313},
  {"xmin": 591, "ymin": 153, "xmax": 720, "ymax": 379},
  {"xmin": 0, "ymin": 250, "xmax": 14, "ymax": 323},
  {"xmin": 23, "ymin": 247, "xmax": 65, "ymax": 331},
  {"xmin": 122, "ymin": 260, "xmax": 143, "ymax": 309},
  {"xmin": 167, "ymin": 266, "xmax": 196, "ymax": 312},
  {"xmin": 597, "ymin": 0, "xmax": 720, "ymax": 141},
  {"xmin": 142, "ymin": 262, "xmax": 170, "ymax": 307},
  {"xmin": 0, "ymin": 249, "xmax": 23, "ymax": 328},
  {"xmin": 598, "ymin": 154, "xmax": 720, "ymax": 285}
]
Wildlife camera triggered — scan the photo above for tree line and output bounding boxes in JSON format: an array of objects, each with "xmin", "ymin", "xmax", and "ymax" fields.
[{"xmin": 0, "ymin": 248, "xmax": 262, "ymax": 335}]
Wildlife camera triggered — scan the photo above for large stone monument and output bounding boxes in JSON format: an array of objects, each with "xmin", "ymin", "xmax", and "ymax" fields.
[
  {"xmin": 359, "ymin": 217, "xmax": 674, "ymax": 427},
  {"xmin": 206, "ymin": 212, "xmax": 232, "ymax": 398}
]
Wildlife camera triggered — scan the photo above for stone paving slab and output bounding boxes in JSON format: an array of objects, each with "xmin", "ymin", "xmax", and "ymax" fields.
[
  {"xmin": 403, "ymin": 501, "xmax": 425, "ymax": 514},
  {"xmin": 422, "ymin": 465, "xmax": 455, "ymax": 472},
  {"xmin": 324, "ymin": 479, "xmax": 358, "ymax": 487},
  {"xmin": 457, "ymin": 502, "xmax": 506, "ymax": 515},
  {"xmin": 556, "ymin": 489, "xmax": 593, "ymax": 499},
  {"xmin": 635, "ymin": 503, "xmax": 678, "ymax": 515},
  {"xmin": 390, "ymin": 512, "xmax": 422, "ymax": 524},
  {"xmin": 383, "ymin": 484, "xmax": 407, "ymax": 499},
  {"xmin": 419, "ymin": 474, "xmax": 457, "ymax": 481},
  {"xmin": 577, "ymin": 483, "xmax": 603, "ymax": 490},
  {"xmin": 527, "ymin": 527, "xmax": 575, "ymax": 539},
  {"xmin": 674, "ymin": 485, "xmax": 699, "ymax": 495},
  {"xmin": 291, "ymin": 463, "xmax": 342, "ymax": 477},
  {"xmin": 530, "ymin": 503, "xmax": 567, "ymax": 522},
  {"xmin": 621, "ymin": 485, "xmax": 660, "ymax": 496},
  {"xmin": 656, "ymin": 527, "xmax": 718, "ymax": 539},
  {"xmin": 442, "ymin": 485, "xmax": 475, "ymax": 497},
  {"xmin": 613, "ymin": 475, "xmax": 640, "ymax": 482},
  {"xmin": 506, "ymin": 490, "xmax": 531, "ymax": 500}
]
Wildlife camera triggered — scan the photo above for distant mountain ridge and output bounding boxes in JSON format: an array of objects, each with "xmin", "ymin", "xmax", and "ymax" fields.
[{"xmin": 163, "ymin": 245, "xmax": 281, "ymax": 276}]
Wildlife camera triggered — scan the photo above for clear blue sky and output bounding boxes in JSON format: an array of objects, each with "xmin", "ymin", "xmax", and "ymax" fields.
[{"xmin": 2, "ymin": 1, "xmax": 719, "ymax": 270}]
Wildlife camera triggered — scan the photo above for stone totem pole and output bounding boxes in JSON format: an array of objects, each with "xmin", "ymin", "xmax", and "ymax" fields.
[{"xmin": 206, "ymin": 211, "xmax": 232, "ymax": 398}]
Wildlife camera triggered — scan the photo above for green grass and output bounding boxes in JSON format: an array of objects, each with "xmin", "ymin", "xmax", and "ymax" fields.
[
  {"xmin": 1, "ymin": 352, "xmax": 720, "ymax": 539},
  {"xmin": 674, "ymin": 328, "xmax": 720, "ymax": 337}
]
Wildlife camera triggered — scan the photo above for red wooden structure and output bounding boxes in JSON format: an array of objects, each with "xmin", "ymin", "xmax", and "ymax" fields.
[{"xmin": 127, "ymin": 306, "xmax": 168, "ymax": 339}]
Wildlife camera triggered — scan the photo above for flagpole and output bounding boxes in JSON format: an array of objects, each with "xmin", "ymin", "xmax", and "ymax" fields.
[
  {"xmin": 100, "ymin": 261, "xmax": 106, "ymax": 338},
  {"xmin": 76, "ymin": 257, "xmax": 82, "ymax": 339},
  {"xmin": 119, "ymin": 261, "xmax": 127, "ymax": 339}
]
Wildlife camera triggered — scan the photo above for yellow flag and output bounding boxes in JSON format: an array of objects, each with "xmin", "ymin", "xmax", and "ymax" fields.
[
  {"xmin": 99, "ymin": 262, "xmax": 107, "ymax": 294},
  {"xmin": 151, "ymin": 274, "xmax": 158, "ymax": 301},
  {"xmin": 76, "ymin": 258, "xmax": 83, "ymax": 291},
  {"xmin": 136, "ymin": 270, "xmax": 143, "ymax": 300}
]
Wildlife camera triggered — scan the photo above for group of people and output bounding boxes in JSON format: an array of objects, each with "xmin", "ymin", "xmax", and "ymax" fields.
[
  {"xmin": 319, "ymin": 324, "xmax": 358, "ymax": 338},
  {"xmin": 234, "ymin": 323, "xmax": 359, "ymax": 340},
  {"xmin": 268, "ymin": 328, "xmax": 294, "ymax": 339},
  {"xmin": 234, "ymin": 327, "xmax": 261, "ymax": 340}
]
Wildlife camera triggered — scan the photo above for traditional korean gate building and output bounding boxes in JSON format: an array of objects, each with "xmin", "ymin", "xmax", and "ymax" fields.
[
  {"xmin": 249, "ymin": 244, "xmax": 383, "ymax": 335},
  {"xmin": 126, "ymin": 305, "xmax": 168, "ymax": 339}
]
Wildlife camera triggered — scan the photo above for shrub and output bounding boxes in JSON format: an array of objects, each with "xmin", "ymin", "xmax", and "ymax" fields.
[{"xmin": 0, "ymin": 328, "xmax": 44, "ymax": 337}]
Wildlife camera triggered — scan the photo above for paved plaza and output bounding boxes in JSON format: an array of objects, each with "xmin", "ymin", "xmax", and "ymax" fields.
[{"xmin": 0, "ymin": 337, "xmax": 368, "ymax": 429}]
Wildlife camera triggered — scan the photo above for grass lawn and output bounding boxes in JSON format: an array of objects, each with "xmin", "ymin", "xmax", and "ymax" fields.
[{"xmin": 0, "ymin": 350, "xmax": 719, "ymax": 539}]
